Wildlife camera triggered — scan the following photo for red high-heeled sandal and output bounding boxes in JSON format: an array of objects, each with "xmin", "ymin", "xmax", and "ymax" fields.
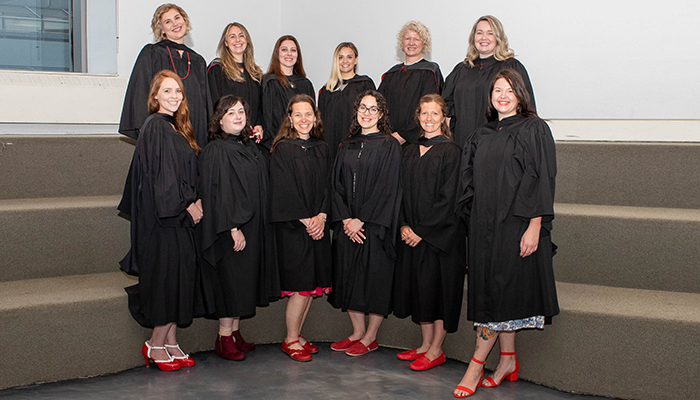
[
  {"xmin": 164, "ymin": 344, "xmax": 195, "ymax": 367},
  {"xmin": 142, "ymin": 341, "xmax": 180, "ymax": 371},
  {"xmin": 482, "ymin": 351, "xmax": 519, "ymax": 388},
  {"xmin": 454, "ymin": 357, "xmax": 484, "ymax": 398}
]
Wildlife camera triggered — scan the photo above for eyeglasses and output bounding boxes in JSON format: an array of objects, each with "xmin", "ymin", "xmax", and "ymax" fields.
[{"xmin": 358, "ymin": 104, "xmax": 379, "ymax": 115}]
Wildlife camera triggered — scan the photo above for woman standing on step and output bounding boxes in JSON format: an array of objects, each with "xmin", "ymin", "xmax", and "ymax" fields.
[
  {"xmin": 199, "ymin": 95, "xmax": 280, "ymax": 361},
  {"xmin": 118, "ymin": 70, "xmax": 204, "ymax": 371},
  {"xmin": 453, "ymin": 69, "xmax": 558, "ymax": 398},
  {"xmin": 270, "ymin": 94, "xmax": 332, "ymax": 362},
  {"xmin": 393, "ymin": 94, "xmax": 466, "ymax": 372},
  {"xmin": 119, "ymin": 3, "xmax": 211, "ymax": 148}
]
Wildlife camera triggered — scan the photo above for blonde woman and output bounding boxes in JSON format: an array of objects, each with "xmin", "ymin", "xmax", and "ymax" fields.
[{"xmin": 318, "ymin": 42, "xmax": 375, "ymax": 160}]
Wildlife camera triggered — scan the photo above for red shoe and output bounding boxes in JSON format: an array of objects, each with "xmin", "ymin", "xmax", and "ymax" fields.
[
  {"xmin": 330, "ymin": 337, "xmax": 359, "ymax": 351},
  {"xmin": 454, "ymin": 357, "xmax": 484, "ymax": 398},
  {"xmin": 164, "ymin": 344, "xmax": 195, "ymax": 367},
  {"xmin": 141, "ymin": 341, "xmax": 180, "ymax": 371},
  {"xmin": 397, "ymin": 348, "xmax": 426, "ymax": 361},
  {"xmin": 345, "ymin": 340, "xmax": 378, "ymax": 356},
  {"xmin": 482, "ymin": 352, "xmax": 519, "ymax": 387},
  {"xmin": 410, "ymin": 353, "xmax": 446, "ymax": 371},
  {"xmin": 299, "ymin": 335, "xmax": 318, "ymax": 354},
  {"xmin": 232, "ymin": 330, "xmax": 256, "ymax": 351},
  {"xmin": 215, "ymin": 334, "xmax": 245, "ymax": 361},
  {"xmin": 281, "ymin": 339, "xmax": 312, "ymax": 362}
]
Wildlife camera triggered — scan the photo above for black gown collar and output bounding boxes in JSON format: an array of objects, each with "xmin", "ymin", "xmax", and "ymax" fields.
[
  {"xmin": 159, "ymin": 39, "xmax": 191, "ymax": 51},
  {"xmin": 418, "ymin": 135, "xmax": 451, "ymax": 146},
  {"xmin": 155, "ymin": 112, "xmax": 176, "ymax": 125}
]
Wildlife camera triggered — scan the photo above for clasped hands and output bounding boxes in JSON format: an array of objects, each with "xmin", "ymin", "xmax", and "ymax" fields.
[
  {"xmin": 301, "ymin": 214, "xmax": 326, "ymax": 240},
  {"xmin": 343, "ymin": 218, "xmax": 365, "ymax": 244},
  {"xmin": 400, "ymin": 225, "xmax": 422, "ymax": 247},
  {"xmin": 186, "ymin": 199, "xmax": 203, "ymax": 224}
]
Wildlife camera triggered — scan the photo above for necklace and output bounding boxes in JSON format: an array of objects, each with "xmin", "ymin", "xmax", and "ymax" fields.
[{"xmin": 167, "ymin": 46, "xmax": 191, "ymax": 80}]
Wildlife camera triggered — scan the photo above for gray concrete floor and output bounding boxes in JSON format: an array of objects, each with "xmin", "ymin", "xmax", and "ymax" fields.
[{"xmin": 0, "ymin": 343, "xmax": 611, "ymax": 399}]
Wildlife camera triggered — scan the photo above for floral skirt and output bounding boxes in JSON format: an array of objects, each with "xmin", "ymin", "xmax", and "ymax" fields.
[{"xmin": 474, "ymin": 315, "xmax": 544, "ymax": 331}]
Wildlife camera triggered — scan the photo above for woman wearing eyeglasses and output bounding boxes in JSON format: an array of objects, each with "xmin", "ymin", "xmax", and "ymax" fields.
[{"xmin": 328, "ymin": 90, "xmax": 402, "ymax": 357}]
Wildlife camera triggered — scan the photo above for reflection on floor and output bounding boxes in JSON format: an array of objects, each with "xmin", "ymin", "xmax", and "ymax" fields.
[{"xmin": 0, "ymin": 343, "xmax": 610, "ymax": 399}]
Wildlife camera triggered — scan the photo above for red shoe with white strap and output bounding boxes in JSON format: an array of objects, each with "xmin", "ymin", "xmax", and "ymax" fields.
[
  {"xmin": 141, "ymin": 341, "xmax": 180, "ymax": 371},
  {"xmin": 164, "ymin": 344, "xmax": 195, "ymax": 367},
  {"xmin": 281, "ymin": 339, "xmax": 313, "ymax": 362}
]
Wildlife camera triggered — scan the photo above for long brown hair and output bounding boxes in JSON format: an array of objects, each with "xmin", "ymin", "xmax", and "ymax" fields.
[
  {"xmin": 266, "ymin": 35, "xmax": 306, "ymax": 89},
  {"xmin": 215, "ymin": 22, "xmax": 263, "ymax": 83},
  {"xmin": 147, "ymin": 69, "xmax": 199, "ymax": 154},
  {"xmin": 348, "ymin": 90, "xmax": 392, "ymax": 138},
  {"xmin": 151, "ymin": 4, "xmax": 192, "ymax": 41},
  {"xmin": 415, "ymin": 94, "xmax": 452, "ymax": 140},
  {"xmin": 486, "ymin": 68, "xmax": 537, "ymax": 120},
  {"xmin": 272, "ymin": 94, "xmax": 323, "ymax": 148},
  {"xmin": 208, "ymin": 95, "xmax": 253, "ymax": 142}
]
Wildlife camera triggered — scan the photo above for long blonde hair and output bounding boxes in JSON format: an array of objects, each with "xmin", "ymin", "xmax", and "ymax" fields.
[
  {"xmin": 147, "ymin": 70, "xmax": 200, "ymax": 154},
  {"xmin": 324, "ymin": 42, "xmax": 358, "ymax": 92},
  {"xmin": 464, "ymin": 15, "xmax": 515, "ymax": 67},
  {"xmin": 215, "ymin": 22, "xmax": 263, "ymax": 83}
]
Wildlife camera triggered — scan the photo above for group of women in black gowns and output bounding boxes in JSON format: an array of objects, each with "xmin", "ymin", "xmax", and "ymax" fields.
[{"xmin": 118, "ymin": 4, "xmax": 558, "ymax": 398}]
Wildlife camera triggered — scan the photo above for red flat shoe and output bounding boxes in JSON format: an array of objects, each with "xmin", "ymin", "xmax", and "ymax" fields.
[
  {"xmin": 482, "ymin": 352, "xmax": 519, "ymax": 387},
  {"xmin": 299, "ymin": 335, "xmax": 318, "ymax": 354},
  {"xmin": 397, "ymin": 348, "xmax": 426, "ymax": 361},
  {"xmin": 215, "ymin": 334, "xmax": 245, "ymax": 361},
  {"xmin": 164, "ymin": 344, "xmax": 195, "ymax": 367},
  {"xmin": 141, "ymin": 341, "xmax": 180, "ymax": 371},
  {"xmin": 345, "ymin": 340, "xmax": 378, "ymax": 356},
  {"xmin": 453, "ymin": 358, "xmax": 484, "ymax": 398},
  {"xmin": 232, "ymin": 330, "xmax": 256, "ymax": 352},
  {"xmin": 330, "ymin": 337, "xmax": 359, "ymax": 351},
  {"xmin": 410, "ymin": 353, "xmax": 446, "ymax": 371},
  {"xmin": 281, "ymin": 339, "xmax": 312, "ymax": 362}
]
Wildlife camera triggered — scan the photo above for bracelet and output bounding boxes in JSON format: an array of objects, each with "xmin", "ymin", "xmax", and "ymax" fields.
[
  {"xmin": 231, "ymin": 228, "xmax": 238, "ymax": 232},
  {"xmin": 318, "ymin": 214, "xmax": 327, "ymax": 222}
]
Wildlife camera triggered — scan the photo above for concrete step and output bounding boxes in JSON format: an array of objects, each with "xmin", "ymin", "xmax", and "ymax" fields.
[
  {"xmin": 0, "ymin": 135, "xmax": 133, "ymax": 200},
  {"xmin": 0, "ymin": 196, "xmax": 129, "ymax": 282},
  {"xmin": 556, "ymin": 141, "xmax": 700, "ymax": 209},
  {"xmin": 552, "ymin": 203, "xmax": 700, "ymax": 294}
]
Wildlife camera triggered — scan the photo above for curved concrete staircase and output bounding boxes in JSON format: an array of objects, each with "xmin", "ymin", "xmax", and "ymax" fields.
[{"xmin": 0, "ymin": 136, "xmax": 698, "ymax": 400}]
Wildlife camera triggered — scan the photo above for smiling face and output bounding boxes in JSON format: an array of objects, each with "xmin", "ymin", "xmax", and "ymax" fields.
[
  {"xmin": 278, "ymin": 39, "xmax": 298, "ymax": 73},
  {"xmin": 491, "ymin": 77, "xmax": 518, "ymax": 120},
  {"xmin": 289, "ymin": 101, "xmax": 316, "ymax": 138},
  {"xmin": 338, "ymin": 46, "xmax": 358, "ymax": 76},
  {"xmin": 474, "ymin": 20, "xmax": 496, "ymax": 58},
  {"xmin": 160, "ymin": 8, "xmax": 186, "ymax": 43},
  {"xmin": 219, "ymin": 101, "xmax": 247, "ymax": 135},
  {"xmin": 225, "ymin": 25, "xmax": 247, "ymax": 61},
  {"xmin": 419, "ymin": 101, "xmax": 444, "ymax": 137},
  {"xmin": 155, "ymin": 77, "xmax": 183, "ymax": 115},
  {"xmin": 402, "ymin": 29, "xmax": 424, "ymax": 60},
  {"xmin": 357, "ymin": 95, "xmax": 382, "ymax": 134}
]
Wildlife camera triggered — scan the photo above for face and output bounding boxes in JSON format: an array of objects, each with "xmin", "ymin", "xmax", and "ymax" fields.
[
  {"xmin": 357, "ymin": 95, "xmax": 381, "ymax": 133},
  {"xmin": 160, "ymin": 8, "xmax": 186, "ymax": 42},
  {"xmin": 402, "ymin": 30, "xmax": 424, "ymax": 58},
  {"xmin": 492, "ymin": 78, "xmax": 518, "ymax": 119},
  {"xmin": 219, "ymin": 101, "xmax": 247, "ymax": 135},
  {"xmin": 155, "ymin": 77, "xmax": 183, "ymax": 115},
  {"xmin": 289, "ymin": 102, "xmax": 316, "ymax": 136},
  {"xmin": 338, "ymin": 47, "xmax": 358, "ymax": 74},
  {"xmin": 278, "ymin": 40, "xmax": 298, "ymax": 70},
  {"xmin": 225, "ymin": 25, "xmax": 247, "ymax": 59},
  {"xmin": 419, "ymin": 102, "xmax": 444, "ymax": 136},
  {"xmin": 474, "ymin": 20, "xmax": 496, "ymax": 58}
]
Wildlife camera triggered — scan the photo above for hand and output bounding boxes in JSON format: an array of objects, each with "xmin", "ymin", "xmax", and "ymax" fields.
[
  {"xmin": 186, "ymin": 201, "xmax": 203, "ymax": 224},
  {"xmin": 520, "ymin": 217, "xmax": 542, "ymax": 257},
  {"xmin": 400, "ymin": 225, "xmax": 422, "ymax": 247},
  {"xmin": 251, "ymin": 125, "xmax": 263, "ymax": 143},
  {"xmin": 231, "ymin": 229, "xmax": 246, "ymax": 252},
  {"xmin": 391, "ymin": 132, "xmax": 406, "ymax": 145},
  {"xmin": 300, "ymin": 216, "xmax": 325, "ymax": 240},
  {"xmin": 343, "ymin": 218, "xmax": 365, "ymax": 244}
]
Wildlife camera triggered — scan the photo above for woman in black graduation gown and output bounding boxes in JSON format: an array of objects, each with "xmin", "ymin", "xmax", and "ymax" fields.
[
  {"xmin": 318, "ymin": 42, "xmax": 376, "ymax": 160},
  {"xmin": 443, "ymin": 15, "xmax": 536, "ymax": 147},
  {"xmin": 199, "ymin": 95, "xmax": 280, "ymax": 361},
  {"xmin": 270, "ymin": 94, "xmax": 332, "ymax": 362},
  {"xmin": 378, "ymin": 21, "xmax": 443, "ymax": 146},
  {"xmin": 261, "ymin": 35, "xmax": 315, "ymax": 151},
  {"xmin": 453, "ymin": 69, "xmax": 558, "ymax": 398},
  {"xmin": 119, "ymin": 4, "xmax": 211, "ymax": 148},
  {"xmin": 393, "ymin": 94, "xmax": 466, "ymax": 372},
  {"xmin": 207, "ymin": 22, "xmax": 264, "ymax": 142},
  {"xmin": 328, "ymin": 90, "xmax": 402, "ymax": 357},
  {"xmin": 118, "ymin": 70, "xmax": 203, "ymax": 371}
]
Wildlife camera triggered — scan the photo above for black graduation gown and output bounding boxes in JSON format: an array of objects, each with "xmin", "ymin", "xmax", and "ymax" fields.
[
  {"xmin": 199, "ymin": 135, "xmax": 280, "ymax": 318},
  {"xmin": 269, "ymin": 138, "xmax": 332, "ymax": 292},
  {"xmin": 393, "ymin": 137, "xmax": 466, "ymax": 333},
  {"xmin": 261, "ymin": 74, "xmax": 315, "ymax": 151},
  {"xmin": 207, "ymin": 60, "xmax": 263, "ymax": 128},
  {"xmin": 378, "ymin": 59, "xmax": 443, "ymax": 145},
  {"xmin": 118, "ymin": 113, "xmax": 204, "ymax": 328},
  {"xmin": 443, "ymin": 57, "xmax": 535, "ymax": 147},
  {"xmin": 457, "ymin": 114, "xmax": 559, "ymax": 324},
  {"xmin": 318, "ymin": 75, "xmax": 376, "ymax": 160},
  {"xmin": 119, "ymin": 40, "xmax": 212, "ymax": 148},
  {"xmin": 327, "ymin": 133, "xmax": 402, "ymax": 316}
]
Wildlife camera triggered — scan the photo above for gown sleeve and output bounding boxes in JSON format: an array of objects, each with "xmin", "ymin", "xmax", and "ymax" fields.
[
  {"xmin": 443, "ymin": 63, "xmax": 462, "ymax": 119},
  {"xmin": 262, "ymin": 77, "xmax": 285, "ymax": 150},
  {"xmin": 269, "ymin": 142, "xmax": 312, "ymax": 222},
  {"xmin": 119, "ymin": 45, "xmax": 154, "ymax": 139},
  {"xmin": 456, "ymin": 132, "xmax": 478, "ymax": 221},
  {"xmin": 358, "ymin": 139, "xmax": 403, "ymax": 229},
  {"xmin": 207, "ymin": 63, "xmax": 223, "ymax": 108}
]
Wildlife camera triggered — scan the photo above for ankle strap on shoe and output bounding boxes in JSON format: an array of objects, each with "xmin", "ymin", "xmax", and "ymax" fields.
[
  {"xmin": 500, "ymin": 352, "xmax": 516, "ymax": 356},
  {"xmin": 471, "ymin": 357, "xmax": 485, "ymax": 364}
]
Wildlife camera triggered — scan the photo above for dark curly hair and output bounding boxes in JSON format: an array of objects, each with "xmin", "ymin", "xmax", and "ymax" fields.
[
  {"xmin": 208, "ymin": 95, "xmax": 253, "ymax": 142},
  {"xmin": 486, "ymin": 68, "xmax": 537, "ymax": 120},
  {"xmin": 347, "ymin": 90, "xmax": 392, "ymax": 138}
]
